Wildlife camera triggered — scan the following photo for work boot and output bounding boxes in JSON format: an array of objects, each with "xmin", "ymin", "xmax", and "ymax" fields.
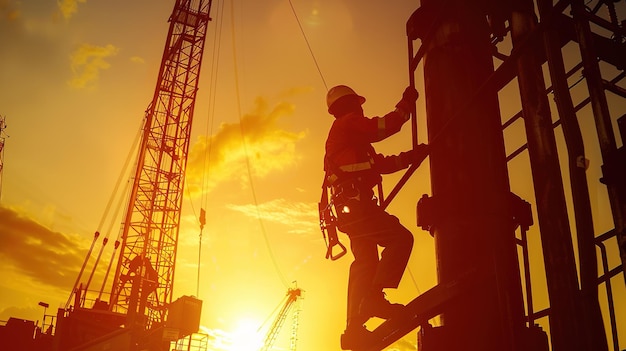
[
  {"xmin": 359, "ymin": 290, "xmax": 404, "ymax": 320},
  {"xmin": 340, "ymin": 323, "xmax": 372, "ymax": 350}
]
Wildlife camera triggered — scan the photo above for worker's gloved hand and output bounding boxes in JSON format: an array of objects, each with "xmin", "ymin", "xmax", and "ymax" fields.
[
  {"xmin": 395, "ymin": 86, "xmax": 419, "ymax": 113},
  {"xmin": 399, "ymin": 144, "xmax": 429, "ymax": 168}
]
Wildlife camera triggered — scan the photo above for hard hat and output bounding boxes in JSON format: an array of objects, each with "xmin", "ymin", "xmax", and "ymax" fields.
[{"xmin": 326, "ymin": 85, "xmax": 366, "ymax": 113}]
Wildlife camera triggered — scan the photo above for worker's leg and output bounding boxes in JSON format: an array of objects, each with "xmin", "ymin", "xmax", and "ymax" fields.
[
  {"xmin": 371, "ymin": 210, "xmax": 413, "ymax": 288},
  {"xmin": 348, "ymin": 203, "xmax": 413, "ymax": 288},
  {"xmin": 338, "ymin": 200, "xmax": 380, "ymax": 328},
  {"xmin": 346, "ymin": 236, "xmax": 378, "ymax": 328},
  {"xmin": 351, "ymin": 205, "xmax": 412, "ymax": 321},
  {"xmin": 340, "ymin": 201, "xmax": 412, "ymax": 322}
]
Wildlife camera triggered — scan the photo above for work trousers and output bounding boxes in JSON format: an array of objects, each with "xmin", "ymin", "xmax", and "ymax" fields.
[{"xmin": 336, "ymin": 198, "xmax": 414, "ymax": 326}]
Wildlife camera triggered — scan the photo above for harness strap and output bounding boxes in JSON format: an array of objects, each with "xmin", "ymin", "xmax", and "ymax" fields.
[{"xmin": 318, "ymin": 179, "xmax": 347, "ymax": 261}]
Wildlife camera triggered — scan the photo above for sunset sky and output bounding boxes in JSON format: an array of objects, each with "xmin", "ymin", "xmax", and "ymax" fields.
[{"xmin": 0, "ymin": 1, "xmax": 624, "ymax": 351}]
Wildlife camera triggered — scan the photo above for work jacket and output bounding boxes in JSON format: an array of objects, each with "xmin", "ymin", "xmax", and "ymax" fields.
[{"xmin": 324, "ymin": 109, "xmax": 410, "ymax": 194}]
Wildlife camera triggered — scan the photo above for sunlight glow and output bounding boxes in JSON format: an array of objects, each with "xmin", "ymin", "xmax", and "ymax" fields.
[
  {"xmin": 198, "ymin": 319, "xmax": 265, "ymax": 351},
  {"xmin": 230, "ymin": 318, "xmax": 265, "ymax": 351}
]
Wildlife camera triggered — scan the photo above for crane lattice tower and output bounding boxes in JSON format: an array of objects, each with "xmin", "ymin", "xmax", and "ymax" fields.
[
  {"xmin": 108, "ymin": 0, "xmax": 212, "ymax": 329},
  {"xmin": 0, "ymin": 115, "xmax": 6, "ymax": 200}
]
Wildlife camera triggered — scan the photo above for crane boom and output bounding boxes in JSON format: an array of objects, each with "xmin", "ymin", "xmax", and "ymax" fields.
[
  {"xmin": 0, "ymin": 115, "xmax": 6, "ymax": 199},
  {"xmin": 261, "ymin": 288, "xmax": 303, "ymax": 351},
  {"xmin": 109, "ymin": 0, "xmax": 213, "ymax": 329}
]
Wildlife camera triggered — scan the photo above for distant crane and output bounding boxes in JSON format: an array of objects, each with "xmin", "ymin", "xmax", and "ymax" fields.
[
  {"xmin": 0, "ymin": 115, "xmax": 7, "ymax": 200},
  {"xmin": 261, "ymin": 287, "xmax": 303, "ymax": 351}
]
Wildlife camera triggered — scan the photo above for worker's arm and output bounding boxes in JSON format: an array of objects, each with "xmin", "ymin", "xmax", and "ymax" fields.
[
  {"xmin": 350, "ymin": 86, "xmax": 418, "ymax": 143},
  {"xmin": 372, "ymin": 152, "xmax": 407, "ymax": 174},
  {"xmin": 347, "ymin": 109, "xmax": 410, "ymax": 143},
  {"xmin": 373, "ymin": 144, "xmax": 429, "ymax": 174}
]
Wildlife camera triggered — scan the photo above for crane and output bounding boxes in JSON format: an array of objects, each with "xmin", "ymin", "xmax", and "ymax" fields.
[
  {"xmin": 0, "ymin": 115, "xmax": 6, "ymax": 200},
  {"xmin": 49, "ymin": 1, "xmax": 214, "ymax": 350},
  {"xmin": 108, "ymin": 0, "xmax": 213, "ymax": 330},
  {"xmin": 260, "ymin": 287, "xmax": 303, "ymax": 351}
]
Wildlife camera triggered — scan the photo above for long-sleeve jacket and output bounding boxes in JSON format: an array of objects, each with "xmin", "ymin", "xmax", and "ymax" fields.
[{"xmin": 324, "ymin": 109, "xmax": 411, "ymax": 191}]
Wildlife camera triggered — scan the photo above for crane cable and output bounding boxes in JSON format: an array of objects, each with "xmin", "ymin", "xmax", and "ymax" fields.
[
  {"xmin": 286, "ymin": 0, "xmax": 425, "ymax": 297},
  {"xmin": 64, "ymin": 231, "xmax": 99, "ymax": 309},
  {"xmin": 89, "ymin": 120, "xmax": 143, "ymax": 291},
  {"xmin": 287, "ymin": 0, "xmax": 328, "ymax": 91},
  {"xmin": 189, "ymin": 0, "xmax": 330, "ymax": 292},
  {"xmin": 230, "ymin": 0, "xmax": 289, "ymax": 289},
  {"xmin": 200, "ymin": 0, "xmax": 227, "ymax": 296},
  {"xmin": 65, "ymin": 119, "xmax": 143, "ymax": 308},
  {"xmin": 97, "ymin": 177, "xmax": 130, "ymax": 300},
  {"xmin": 186, "ymin": 0, "xmax": 227, "ymax": 298},
  {"xmin": 257, "ymin": 293, "xmax": 289, "ymax": 334},
  {"xmin": 287, "ymin": 0, "xmax": 423, "ymax": 296}
]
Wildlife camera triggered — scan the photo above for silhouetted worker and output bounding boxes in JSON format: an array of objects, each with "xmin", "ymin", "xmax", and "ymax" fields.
[{"xmin": 322, "ymin": 85, "xmax": 428, "ymax": 346}]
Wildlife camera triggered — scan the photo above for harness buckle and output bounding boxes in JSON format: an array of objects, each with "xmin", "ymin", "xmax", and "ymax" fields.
[{"xmin": 331, "ymin": 181, "xmax": 361, "ymax": 203}]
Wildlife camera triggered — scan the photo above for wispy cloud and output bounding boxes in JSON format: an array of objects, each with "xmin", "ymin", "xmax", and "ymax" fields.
[
  {"xmin": 0, "ymin": 0, "xmax": 20, "ymax": 21},
  {"xmin": 186, "ymin": 96, "xmax": 307, "ymax": 195},
  {"xmin": 226, "ymin": 198, "xmax": 318, "ymax": 235},
  {"xmin": 0, "ymin": 206, "xmax": 85, "ymax": 289},
  {"xmin": 68, "ymin": 43, "xmax": 119, "ymax": 89},
  {"xmin": 57, "ymin": 0, "xmax": 86, "ymax": 20},
  {"xmin": 130, "ymin": 56, "xmax": 145, "ymax": 64}
]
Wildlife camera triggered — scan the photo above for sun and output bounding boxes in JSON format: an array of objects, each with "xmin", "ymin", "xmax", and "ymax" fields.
[
  {"xmin": 229, "ymin": 317, "xmax": 265, "ymax": 351},
  {"xmin": 197, "ymin": 317, "xmax": 265, "ymax": 351}
]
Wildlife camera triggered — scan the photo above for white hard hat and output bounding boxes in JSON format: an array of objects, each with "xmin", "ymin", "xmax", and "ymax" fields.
[{"xmin": 326, "ymin": 85, "xmax": 366, "ymax": 113}]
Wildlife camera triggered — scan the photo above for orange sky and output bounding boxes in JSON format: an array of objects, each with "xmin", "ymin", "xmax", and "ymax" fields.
[{"xmin": 0, "ymin": 1, "xmax": 624, "ymax": 351}]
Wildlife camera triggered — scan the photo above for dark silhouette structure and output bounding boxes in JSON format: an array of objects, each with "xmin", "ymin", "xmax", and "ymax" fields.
[
  {"xmin": 343, "ymin": 1, "xmax": 625, "ymax": 350},
  {"xmin": 1, "ymin": 1, "xmax": 623, "ymax": 350}
]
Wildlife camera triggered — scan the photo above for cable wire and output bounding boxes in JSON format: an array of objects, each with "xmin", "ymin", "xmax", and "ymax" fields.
[
  {"xmin": 287, "ymin": 0, "xmax": 328, "ymax": 91},
  {"xmin": 188, "ymin": 0, "xmax": 227, "ymax": 299},
  {"xmin": 230, "ymin": 0, "xmax": 289, "ymax": 288}
]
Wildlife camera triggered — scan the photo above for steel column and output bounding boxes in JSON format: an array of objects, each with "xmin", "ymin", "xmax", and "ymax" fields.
[
  {"xmin": 510, "ymin": 2, "xmax": 585, "ymax": 350},
  {"xmin": 536, "ymin": 0, "xmax": 608, "ymax": 349},
  {"xmin": 571, "ymin": 0, "xmax": 626, "ymax": 286},
  {"xmin": 420, "ymin": 0, "xmax": 526, "ymax": 349}
]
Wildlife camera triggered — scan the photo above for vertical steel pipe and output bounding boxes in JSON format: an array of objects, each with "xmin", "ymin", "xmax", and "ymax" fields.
[
  {"xmin": 571, "ymin": 0, "xmax": 626, "ymax": 286},
  {"xmin": 510, "ymin": 1, "xmax": 585, "ymax": 350},
  {"xmin": 536, "ymin": 1, "xmax": 608, "ymax": 349},
  {"xmin": 420, "ymin": 0, "xmax": 526, "ymax": 349}
]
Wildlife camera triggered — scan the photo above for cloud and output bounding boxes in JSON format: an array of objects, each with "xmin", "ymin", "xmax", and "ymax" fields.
[
  {"xmin": 226, "ymin": 198, "xmax": 318, "ymax": 235},
  {"xmin": 68, "ymin": 43, "xmax": 119, "ymax": 89},
  {"xmin": 186, "ymin": 96, "xmax": 307, "ymax": 195},
  {"xmin": 0, "ymin": 0, "xmax": 20, "ymax": 21},
  {"xmin": 130, "ymin": 56, "xmax": 145, "ymax": 64},
  {"xmin": 57, "ymin": 0, "xmax": 86, "ymax": 20},
  {"xmin": 0, "ymin": 206, "xmax": 85, "ymax": 289}
]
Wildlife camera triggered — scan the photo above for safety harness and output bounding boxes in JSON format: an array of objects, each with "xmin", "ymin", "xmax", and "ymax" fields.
[
  {"xmin": 318, "ymin": 145, "xmax": 383, "ymax": 261},
  {"xmin": 318, "ymin": 177, "xmax": 347, "ymax": 260}
]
